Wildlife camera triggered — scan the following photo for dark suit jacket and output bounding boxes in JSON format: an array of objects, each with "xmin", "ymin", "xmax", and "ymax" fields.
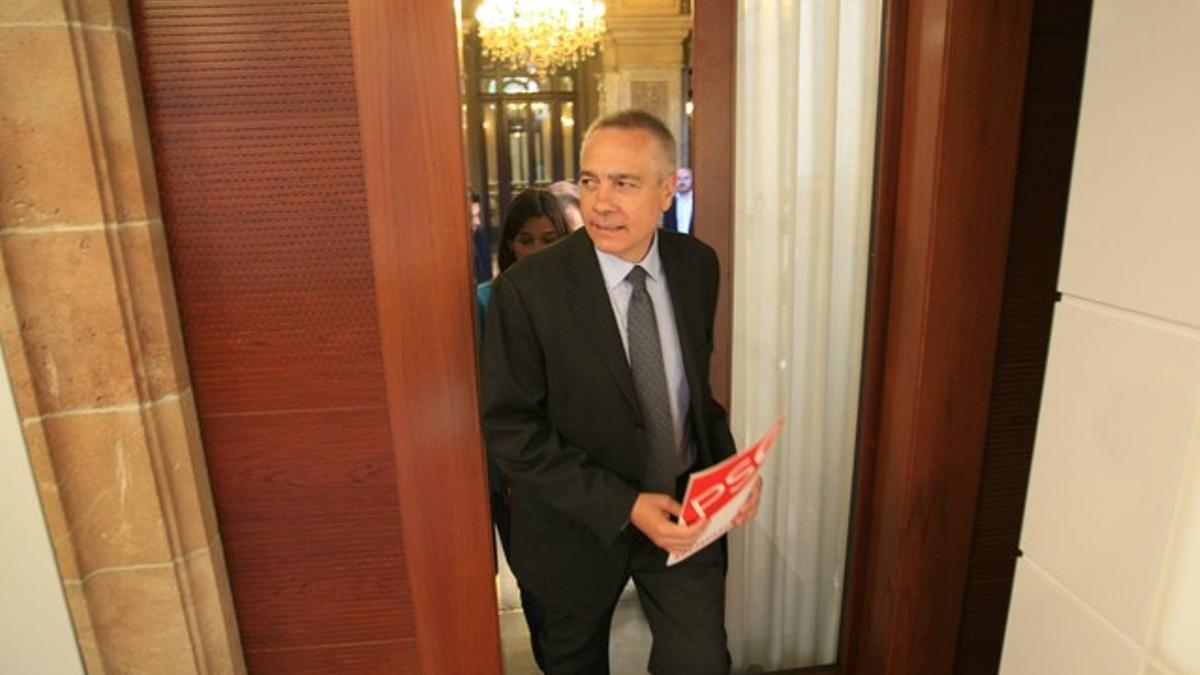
[
  {"xmin": 480, "ymin": 228, "xmax": 736, "ymax": 614},
  {"xmin": 661, "ymin": 195, "xmax": 692, "ymax": 233},
  {"xmin": 472, "ymin": 226, "xmax": 492, "ymax": 283}
]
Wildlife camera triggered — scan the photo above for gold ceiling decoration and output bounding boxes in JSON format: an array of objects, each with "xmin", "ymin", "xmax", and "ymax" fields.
[{"xmin": 475, "ymin": 0, "xmax": 606, "ymax": 73}]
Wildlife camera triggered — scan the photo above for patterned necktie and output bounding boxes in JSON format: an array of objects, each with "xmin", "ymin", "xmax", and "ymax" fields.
[{"xmin": 626, "ymin": 265, "xmax": 678, "ymax": 494}]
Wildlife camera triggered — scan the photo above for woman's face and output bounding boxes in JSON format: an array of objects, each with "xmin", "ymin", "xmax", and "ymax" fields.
[{"xmin": 510, "ymin": 216, "xmax": 561, "ymax": 260}]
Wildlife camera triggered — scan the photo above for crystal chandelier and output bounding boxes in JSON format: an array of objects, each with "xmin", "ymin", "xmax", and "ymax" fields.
[{"xmin": 475, "ymin": 0, "xmax": 606, "ymax": 73}]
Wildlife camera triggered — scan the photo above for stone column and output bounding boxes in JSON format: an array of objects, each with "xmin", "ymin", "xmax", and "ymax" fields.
[
  {"xmin": 599, "ymin": 2, "xmax": 692, "ymax": 164},
  {"xmin": 0, "ymin": 1, "xmax": 244, "ymax": 672}
]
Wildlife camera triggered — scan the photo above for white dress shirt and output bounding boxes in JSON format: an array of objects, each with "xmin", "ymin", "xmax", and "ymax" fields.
[
  {"xmin": 675, "ymin": 191, "xmax": 694, "ymax": 235},
  {"xmin": 594, "ymin": 234, "xmax": 692, "ymax": 463}
]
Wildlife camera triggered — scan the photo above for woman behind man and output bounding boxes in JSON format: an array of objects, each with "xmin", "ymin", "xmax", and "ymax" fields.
[
  {"xmin": 476, "ymin": 187, "xmax": 571, "ymax": 314},
  {"xmin": 477, "ymin": 187, "xmax": 571, "ymax": 672}
]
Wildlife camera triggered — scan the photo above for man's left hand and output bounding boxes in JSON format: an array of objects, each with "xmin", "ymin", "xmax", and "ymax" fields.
[{"xmin": 732, "ymin": 476, "xmax": 763, "ymax": 528}]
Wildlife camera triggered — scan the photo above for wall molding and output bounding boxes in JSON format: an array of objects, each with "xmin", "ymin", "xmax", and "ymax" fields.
[{"xmin": 0, "ymin": 1, "xmax": 243, "ymax": 671}]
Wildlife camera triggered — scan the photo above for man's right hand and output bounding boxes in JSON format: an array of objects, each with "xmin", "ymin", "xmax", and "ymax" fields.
[{"xmin": 629, "ymin": 492, "xmax": 708, "ymax": 556}]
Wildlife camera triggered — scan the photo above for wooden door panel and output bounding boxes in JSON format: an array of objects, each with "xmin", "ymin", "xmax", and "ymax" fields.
[
  {"xmin": 245, "ymin": 643, "xmax": 420, "ymax": 675},
  {"xmin": 131, "ymin": 1, "xmax": 419, "ymax": 670},
  {"xmin": 348, "ymin": 0, "xmax": 503, "ymax": 670}
]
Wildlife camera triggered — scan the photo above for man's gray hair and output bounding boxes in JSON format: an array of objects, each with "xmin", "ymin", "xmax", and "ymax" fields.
[{"xmin": 583, "ymin": 109, "xmax": 677, "ymax": 178}]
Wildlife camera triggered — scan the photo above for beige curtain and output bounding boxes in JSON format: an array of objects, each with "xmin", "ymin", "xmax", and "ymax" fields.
[{"xmin": 726, "ymin": 0, "xmax": 883, "ymax": 670}]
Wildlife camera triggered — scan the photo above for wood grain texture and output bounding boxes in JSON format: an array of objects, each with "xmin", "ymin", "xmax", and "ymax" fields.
[
  {"xmin": 691, "ymin": 0, "xmax": 736, "ymax": 408},
  {"xmin": 131, "ymin": 1, "xmax": 418, "ymax": 670},
  {"xmin": 243, "ymin": 639, "xmax": 420, "ymax": 674},
  {"xmin": 852, "ymin": 0, "xmax": 1036, "ymax": 672},
  {"xmin": 347, "ymin": 1, "xmax": 503, "ymax": 673},
  {"xmin": 197, "ymin": 409, "xmax": 408, "ymax": 647},
  {"xmin": 953, "ymin": 1, "xmax": 1092, "ymax": 671}
]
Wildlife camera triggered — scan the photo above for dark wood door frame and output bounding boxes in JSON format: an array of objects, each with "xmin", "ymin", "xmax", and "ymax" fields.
[
  {"xmin": 692, "ymin": 1, "xmax": 1035, "ymax": 671},
  {"xmin": 852, "ymin": 0, "xmax": 1035, "ymax": 671},
  {"xmin": 349, "ymin": 0, "xmax": 1038, "ymax": 672},
  {"xmin": 349, "ymin": 2, "xmax": 502, "ymax": 673},
  {"xmin": 691, "ymin": 0, "xmax": 736, "ymax": 410},
  {"xmin": 694, "ymin": 0, "xmax": 1038, "ymax": 673}
]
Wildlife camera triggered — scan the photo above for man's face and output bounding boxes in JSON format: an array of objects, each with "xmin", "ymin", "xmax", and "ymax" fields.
[
  {"xmin": 676, "ymin": 168, "xmax": 693, "ymax": 194},
  {"xmin": 579, "ymin": 127, "xmax": 676, "ymax": 263},
  {"xmin": 470, "ymin": 202, "xmax": 482, "ymax": 229}
]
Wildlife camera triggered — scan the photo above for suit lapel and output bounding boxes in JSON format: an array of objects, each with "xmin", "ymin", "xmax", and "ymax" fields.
[{"xmin": 566, "ymin": 232, "xmax": 640, "ymax": 413}]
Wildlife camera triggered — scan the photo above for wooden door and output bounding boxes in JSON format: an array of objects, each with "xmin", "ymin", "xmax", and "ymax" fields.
[{"xmin": 131, "ymin": 1, "xmax": 498, "ymax": 672}]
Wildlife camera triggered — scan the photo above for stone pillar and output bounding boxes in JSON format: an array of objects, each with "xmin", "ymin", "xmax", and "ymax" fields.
[
  {"xmin": 0, "ymin": 1, "xmax": 244, "ymax": 672},
  {"xmin": 599, "ymin": 2, "xmax": 692, "ymax": 164}
]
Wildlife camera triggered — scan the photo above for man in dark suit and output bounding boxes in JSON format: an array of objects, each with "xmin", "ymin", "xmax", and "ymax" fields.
[
  {"xmin": 481, "ymin": 110, "xmax": 762, "ymax": 674},
  {"xmin": 470, "ymin": 190, "xmax": 493, "ymax": 283},
  {"xmin": 660, "ymin": 167, "xmax": 693, "ymax": 234}
]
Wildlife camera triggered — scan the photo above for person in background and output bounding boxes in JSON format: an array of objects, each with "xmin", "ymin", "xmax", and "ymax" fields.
[
  {"xmin": 471, "ymin": 191, "xmax": 493, "ymax": 283},
  {"xmin": 476, "ymin": 187, "xmax": 571, "ymax": 673},
  {"xmin": 548, "ymin": 180, "xmax": 586, "ymax": 231},
  {"xmin": 477, "ymin": 188, "xmax": 570, "ymax": 316},
  {"xmin": 661, "ymin": 167, "xmax": 694, "ymax": 235}
]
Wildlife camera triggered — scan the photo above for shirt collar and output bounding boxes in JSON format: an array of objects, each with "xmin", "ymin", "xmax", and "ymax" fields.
[{"xmin": 594, "ymin": 231, "xmax": 664, "ymax": 291}]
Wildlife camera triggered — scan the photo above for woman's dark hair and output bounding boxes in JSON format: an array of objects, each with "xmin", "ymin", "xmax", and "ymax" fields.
[{"xmin": 497, "ymin": 188, "xmax": 570, "ymax": 272}]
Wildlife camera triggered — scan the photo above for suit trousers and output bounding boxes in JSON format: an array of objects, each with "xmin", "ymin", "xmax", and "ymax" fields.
[
  {"xmin": 538, "ymin": 475, "xmax": 731, "ymax": 675},
  {"xmin": 492, "ymin": 489, "xmax": 548, "ymax": 671}
]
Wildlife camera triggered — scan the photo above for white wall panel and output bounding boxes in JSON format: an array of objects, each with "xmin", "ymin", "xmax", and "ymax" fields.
[
  {"xmin": 1000, "ymin": 559, "xmax": 1141, "ymax": 675},
  {"xmin": 1059, "ymin": 0, "xmax": 1200, "ymax": 327},
  {"xmin": 1021, "ymin": 300, "xmax": 1200, "ymax": 638}
]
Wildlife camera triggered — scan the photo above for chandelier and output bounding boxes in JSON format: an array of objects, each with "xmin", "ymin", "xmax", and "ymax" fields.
[{"xmin": 475, "ymin": 0, "xmax": 606, "ymax": 73}]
